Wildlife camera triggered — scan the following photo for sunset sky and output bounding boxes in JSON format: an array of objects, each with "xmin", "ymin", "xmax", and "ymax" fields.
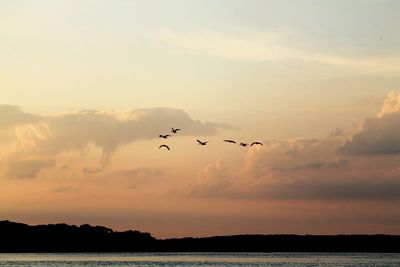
[{"xmin": 1, "ymin": 0, "xmax": 400, "ymax": 238}]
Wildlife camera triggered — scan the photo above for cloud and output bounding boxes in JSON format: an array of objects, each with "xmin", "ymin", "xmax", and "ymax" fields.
[
  {"xmin": 4, "ymin": 157, "xmax": 55, "ymax": 179},
  {"xmin": 378, "ymin": 91, "xmax": 400, "ymax": 117},
  {"xmin": 0, "ymin": 105, "xmax": 230, "ymax": 177},
  {"xmin": 237, "ymin": 140, "xmax": 400, "ymax": 200},
  {"xmin": 0, "ymin": 105, "xmax": 40, "ymax": 130},
  {"xmin": 190, "ymin": 160, "xmax": 231, "ymax": 197},
  {"xmin": 341, "ymin": 114, "xmax": 400, "ymax": 155},
  {"xmin": 246, "ymin": 175, "xmax": 400, "ymax": 200},
  {"xmin": 283, "ymin": 159, "xmax": 349, "ymax": 171},
  {"xmin": 12, "ymin": 107, "xmax": 229, "ymax": 155},
  {"xmin": 189, "ymin": 135, "xmax": 400, "ymax": 200},
  {"xmin": 242, "ymin": 138, "xmax": 342, "ymax": 174},
  {"xmin": 219, "ymin": 93, "xmax": 400, "ymax": 200},
  {"xmin": 342, "ymin": 91, "xmax": 400, "ymax": 155},
  {"xmin": 157, "ymin": 29, "xmax": 400, "ymax": 76}
]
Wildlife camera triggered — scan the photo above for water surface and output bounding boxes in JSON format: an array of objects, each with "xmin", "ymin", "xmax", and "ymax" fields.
[{"xmin": 0, "ymin": 253, "xmax": 399, "ymax": 266}]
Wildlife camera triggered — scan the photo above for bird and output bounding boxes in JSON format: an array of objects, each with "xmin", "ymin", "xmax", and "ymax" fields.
[
  {"xmin": 159, "ymin": 144, "xmax": 170, "ymax": 151},
  {"xmin": 251, "ymin": 141, "xmax": 263, "ymax": 146},
  {"xmin": 159, "ymin": 134, "xmax": 171, "ymax": 139},
  {"xmin": 240, "ymin": 143, "xmax": 249, "ymax": 147},
  {"xmin": 171, "ymin": 128, "xmax": 181, "ymax": 134},
  {"xmin": 223, "ymin": 139, "xmax": 236, "ymax": 144},
  {"xmin": 197, "ymin": 139, "xmax": 208, "ymax": 146}
]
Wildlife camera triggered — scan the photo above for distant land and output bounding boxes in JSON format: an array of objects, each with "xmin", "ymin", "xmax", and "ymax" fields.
[{"xmin": 0, "ymin": 220, "xmax": 399, "ymax": 252}]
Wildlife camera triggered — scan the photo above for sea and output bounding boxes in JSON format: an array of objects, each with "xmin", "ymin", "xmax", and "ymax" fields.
[{"xmin": 0, "ymin": 253, "xmax": 400, "ymax": 266}]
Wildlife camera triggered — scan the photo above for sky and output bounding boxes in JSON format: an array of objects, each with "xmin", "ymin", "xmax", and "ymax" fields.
[{"xmin": 1, "ymin": 0, "xmax": 400, "ymax": 238}]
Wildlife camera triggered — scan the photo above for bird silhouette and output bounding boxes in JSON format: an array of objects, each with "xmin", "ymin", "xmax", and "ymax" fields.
[
  {"xmin": 223, "ymin": 139, "xmax": 236, "ymax": 144},
  {"xmin": 171, "ymin": 128, "xmax": 181, "ymax": 134},
  {"xmin": 251, "ymin": 141, "xmax": 263, "ymax": 146},
  {"xmin": 159, "ymin": 134, "xmax": 171, "ymax": 139},
  {"xmin": 240, "ymin": 143, "xmax": 249, "ymax": 147},
  {"xmin": 159, "ymin": 144, "xmax": 170, "ymax": 151},
  {"xmin": 197, "ymin": 139, "xmax": 208, "ymax": 146}
]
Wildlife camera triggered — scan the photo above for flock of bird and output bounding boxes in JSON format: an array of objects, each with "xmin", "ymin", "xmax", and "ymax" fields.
[{"xmin": 158, "ymin": 127, "xmax": 263, "ymax": 151}]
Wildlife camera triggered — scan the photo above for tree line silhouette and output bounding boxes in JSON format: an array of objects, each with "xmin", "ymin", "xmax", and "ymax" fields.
[{"xmin": 1, "ymin": 220, "xmax": 399, "ymax": 252}]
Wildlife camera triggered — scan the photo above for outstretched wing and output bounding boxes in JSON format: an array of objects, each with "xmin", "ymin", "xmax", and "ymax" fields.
[
  {"xmin": 159, "ymin": 145, "xmax": 170, "ymax": 150},
  {"xmin": 251, "ymin": 142, "xmax": 263, "ymax": 146}
]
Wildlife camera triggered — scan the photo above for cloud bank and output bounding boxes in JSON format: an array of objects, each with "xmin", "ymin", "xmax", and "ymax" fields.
[
  {"xmin": 0, "ymin": 106, "xmax": 229, "ymax": 178},
  {"xmin": 190, "ymin": 91, "xmax": 400, "ymax": 201}
]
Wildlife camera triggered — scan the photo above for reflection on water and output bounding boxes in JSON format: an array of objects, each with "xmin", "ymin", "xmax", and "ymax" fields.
[{"xmin": 0, "ymin": 253, "xmax": 399, "ymax": 266}]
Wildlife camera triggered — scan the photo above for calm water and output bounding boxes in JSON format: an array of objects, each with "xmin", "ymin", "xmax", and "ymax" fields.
[{"xmin": 0, "ymin": 253, "xmax": 399, "ymax": 267}]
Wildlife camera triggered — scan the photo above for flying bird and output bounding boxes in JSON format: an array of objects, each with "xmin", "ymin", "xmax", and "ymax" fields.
[
  {"xmin": 223, "ymin": 139, "xmax": 236, "ymax": 144},
  {"xmin": 171, "ymin": 128, "xmax": 181, "ymax": 133},
  {"xmin": 159, "ymin": 134, "xmax": 171, "ymax": 139},
  {"xmin": 197, "ymin": 139, "xmax": 208, "ymax": 146},
  {"xmin": 159, "ymin": 145, "xmax": 170, "ymax": 151},
  {"xmin": 240, "ymin": 143, "xmax": 249, "ymax": 147},
  {"xmin": 251, "ymin": 141, "xmax": 263, "ymax": 146}
]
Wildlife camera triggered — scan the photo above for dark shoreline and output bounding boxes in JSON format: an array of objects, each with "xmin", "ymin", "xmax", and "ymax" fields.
[{"xmin": 1, "ymin": 220, "xmax": 399, "ymax": 253}]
